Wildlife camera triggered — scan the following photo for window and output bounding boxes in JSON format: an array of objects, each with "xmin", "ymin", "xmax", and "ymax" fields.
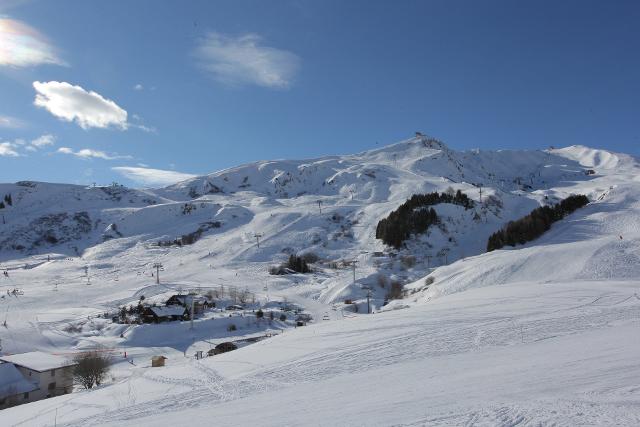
[
  {"xmin": 23, "ymin": 392, "xmax": 29, "ymax": 400},
  {"xmin": 51, "ymin": 369, "xmax": 56, "ymax": 376}
]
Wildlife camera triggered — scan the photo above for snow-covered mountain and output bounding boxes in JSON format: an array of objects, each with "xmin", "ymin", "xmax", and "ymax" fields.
[
  {"xmin": 2, "ymin": 135, "xmax": 640, "ymax": 425},
  {"xmin": 0, "ymin": 136, "xmax": 635, "ymax": 304},
  {"xmin": 1, "ymin": 135, "xmax": 637, "ymax": 335}
]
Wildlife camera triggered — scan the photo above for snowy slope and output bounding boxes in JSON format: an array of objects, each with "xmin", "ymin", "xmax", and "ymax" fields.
[
  {"xmin": 1, "ymin": 136, "xmax": 640, "ymax": 425},
  {"xmin": 3, "ymin": 279, "xmax": 640, "ymax": 426},
  {"xmin": 395, "ymin": 146, "xmax": 640, "ymax": 307},
  {"xmin": 0, "ymin": 137, "xmax": 636, "ymax": 348}
]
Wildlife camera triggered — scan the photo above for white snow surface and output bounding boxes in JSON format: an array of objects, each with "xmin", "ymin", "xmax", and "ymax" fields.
[
  {"xmin": 0, "ymin": 351, "xmax": 74, "ymax": 372},
  {"xmin": 1, "ymin": 137, "xmax": 640, "ymax": 425}
]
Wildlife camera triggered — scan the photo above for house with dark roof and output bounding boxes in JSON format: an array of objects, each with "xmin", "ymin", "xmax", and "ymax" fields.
[
  {"xmin": 165, "ymin": 294, "xmax": 212, "ymax": 315},
  {"xmin": 141, "ymin": 305, "xmax": 187, "ymax": 323}
]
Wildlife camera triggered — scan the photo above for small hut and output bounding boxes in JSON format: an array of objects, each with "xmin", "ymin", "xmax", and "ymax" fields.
[{"xmin": 151, "ymin": 356, "xmax": 167, "ymax": 367}]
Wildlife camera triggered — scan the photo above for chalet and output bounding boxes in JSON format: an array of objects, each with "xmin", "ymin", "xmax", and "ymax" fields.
[
  {"xmin": 165, "ymin": 294, "xmax": 212, "ymax": 315},
  {"xmin": 151, "ymin": 356, "xmax": 167, "ymax": 367},
  {"xmin": 296, "ymin": 313, "xmax": 313, "ymax": 323},
  {"xmin": 141, "ymin": 305, "xmax": 187, "ymax": 323},
  {"xmin": 0, "ymin": 362, "xmax": 38, "ymax": 409},
  {"xmin": 0, "ymin": 352, "xmax": 75, "ymax": 409}
]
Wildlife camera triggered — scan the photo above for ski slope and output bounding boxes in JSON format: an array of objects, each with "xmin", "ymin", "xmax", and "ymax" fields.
[
  {"xmin": 3, "ymin": 279, "xmax": 640, "ymax": 426},
  {"xmin": 1, "ymin": 136, "xmax": 640, "ymax": 425}
]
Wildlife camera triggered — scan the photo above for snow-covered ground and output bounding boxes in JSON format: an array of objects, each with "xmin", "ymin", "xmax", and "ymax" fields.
[
  {"xmin": 1, "ymin": 136, "xmax": 640, "ymax": 425},
  {"xmin": 4, "ymin": 279, "xmax": 640, "ymax": 426}
]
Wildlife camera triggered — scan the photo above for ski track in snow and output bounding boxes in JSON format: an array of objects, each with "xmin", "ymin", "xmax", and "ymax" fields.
[{"xmin": 39, "ymin": 281, "xmax": 640, "ymax": 426}]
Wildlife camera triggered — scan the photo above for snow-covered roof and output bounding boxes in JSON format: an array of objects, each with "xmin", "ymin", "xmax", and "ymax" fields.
[
  {"xmin": 169, "ymin": 294, "xmax": 208, "ymax": 304},
  {"xmin": 0, "ymin": 362, "xmax": 38, "ymax": 398},
  {"xmin": 0, "ymin": 351, "xmax": 75, "ymax": 372},
  {"xmin": 150, "ymin": 306, "xmax": 186, "ymax": 317}
]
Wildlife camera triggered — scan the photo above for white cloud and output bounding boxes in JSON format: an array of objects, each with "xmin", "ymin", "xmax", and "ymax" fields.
[
  {"xmin": 33, "ymin": 81, "xmax": 128, "ymax": 130},
  {"xmin": 0, "ymin": 17, "xmax": 65, "ymax": 67},
  {"xmin": 133, "ymin": 84, "xmax": 144, "ymax": 91},
  {"xmin": 0, "ymin": 115, "xmax": 25, "ymax": 128},
  {"xmin": 0, "ymin": 134, "xmax": 54, "ymax": 155},
  {"xmin": 31, "ymin": 133, "xmax": 55, "ymax": 148},
  {"xmin": 112, "ymin": 166, "xmax": 196, "ymax": 187},
  {"xmin": 133, "ymin": 123, "xmax": 156, "ymax": 133},
  {"xmin": 57, "ymin": 147, "xmax": 132, "ymax": 160},
  {"xmin": 129, "ymin": 113, "xmax": 157, "ymax": 133},
  {"xmin": 194, "ymin": 32, "xmax": 300, "ymax": 89},
  {"xmin": 0, "ymin": 141, "xmax": 19, "ymax": 156}
]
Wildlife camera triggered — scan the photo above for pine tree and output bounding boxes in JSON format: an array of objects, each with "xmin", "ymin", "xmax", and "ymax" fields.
[{"xmin": 486, "ymin": 194, "xmax": 588, "ymax": 251}]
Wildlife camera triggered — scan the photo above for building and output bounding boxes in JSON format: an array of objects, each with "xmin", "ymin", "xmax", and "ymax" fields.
[
  {"xmin": 151, "ymin": 356, "xmax": 167, "ymax": 367},
  {"xmin": 0, "ymin": 362, "xmax": 39, "ymax": 409},
  {"xmin": 141, "ymin": 305, "xmax": 187, "ymax": 323},
  {"xmin": 165, "ymin": 294, "xmax": 212, "ymax": 315},
  {"xmin": 0, "ymin": 352, "xmax": 75, "ymax": 408}
]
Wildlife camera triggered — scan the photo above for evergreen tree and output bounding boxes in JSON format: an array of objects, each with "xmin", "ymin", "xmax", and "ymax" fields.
[
  {"xmin": 286, "ymin": 255, "xmax": 310, "ymax": 273},
  {"xmin": 487, "ymin": 194, "xmax": 588, "ymax": 251},
  {"xmin": 376, "ymin": 191, "xmax": 474, "ymax": 248}
]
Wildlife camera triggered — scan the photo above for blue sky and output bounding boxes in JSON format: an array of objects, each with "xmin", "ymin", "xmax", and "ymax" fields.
[{"xmin": 1, "ymin": 0, "xmax": 639, "ymax": 187}]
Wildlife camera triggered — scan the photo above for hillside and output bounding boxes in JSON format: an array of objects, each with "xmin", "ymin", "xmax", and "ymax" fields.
[{"xmin": 1, "ymin": 136, "xmax": 640, "ymax": 425}]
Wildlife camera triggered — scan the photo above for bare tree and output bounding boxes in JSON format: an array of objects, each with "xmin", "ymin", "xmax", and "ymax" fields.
[
  {"xmin": 71, "ymin": 350, "xmax": 112, "ymax": 389},
  {"xmin": 386, "ymin": 281, "xmax": 405, "ymax": 300}
]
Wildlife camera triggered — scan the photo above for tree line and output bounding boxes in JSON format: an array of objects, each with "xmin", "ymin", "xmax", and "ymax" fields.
[
  {"xmin": 487, "ymin": 194, "xmax": 589, "ymax": 252},
  {"xmin": 269, "ymin": 254, "xmax": 312, "ymax": 275},
  {"xmin": 376, "ymin": 190, "xmax": 475, "ymax": 248},
  {"xmin": 0, "ymin": 193, "xmax": 12, "ymax": 209}
]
